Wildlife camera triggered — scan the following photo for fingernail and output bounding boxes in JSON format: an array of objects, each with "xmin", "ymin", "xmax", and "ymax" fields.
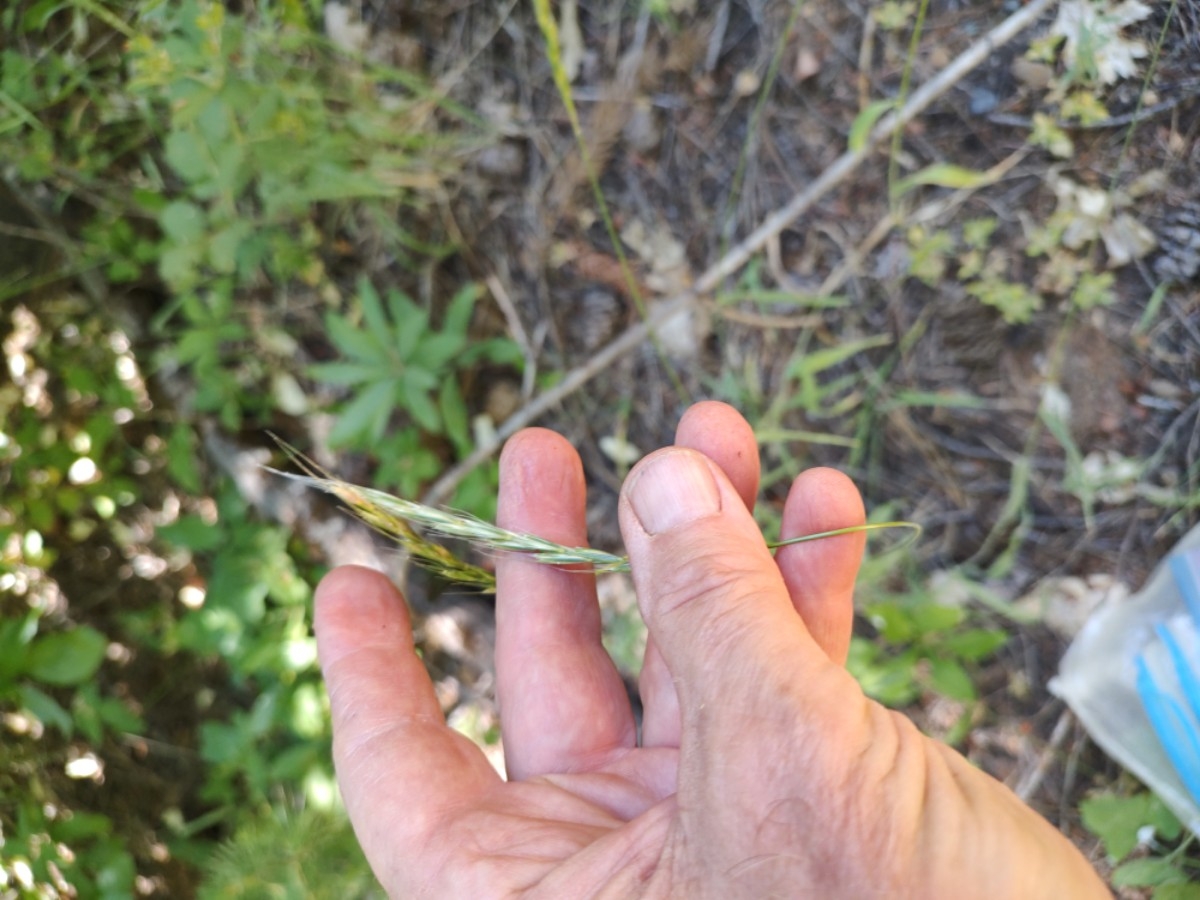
[{"xmin": 628, "ymin": 450, "xmax": 721, "ymax": 535}]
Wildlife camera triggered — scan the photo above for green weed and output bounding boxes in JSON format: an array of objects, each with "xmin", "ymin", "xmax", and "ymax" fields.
[{"xmin": 1082, "ymin": 789, "xmax": 1200, "ymax": 896}]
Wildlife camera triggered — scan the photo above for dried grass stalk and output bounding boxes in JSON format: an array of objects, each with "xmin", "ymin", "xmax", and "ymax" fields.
[{"xmin": 270, "ymin": 447, "xmax": 920, "ymax": 592}]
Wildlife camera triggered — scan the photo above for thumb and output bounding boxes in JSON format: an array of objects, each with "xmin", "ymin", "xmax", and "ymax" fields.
[{"xmin": 618, "ymin": 448, "xmax": 828, "ymax": 725}]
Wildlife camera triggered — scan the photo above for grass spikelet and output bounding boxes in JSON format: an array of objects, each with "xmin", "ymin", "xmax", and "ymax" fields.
[{"xmin": 269, "ymin": 440, "xmax": 921, "ymax": 593}]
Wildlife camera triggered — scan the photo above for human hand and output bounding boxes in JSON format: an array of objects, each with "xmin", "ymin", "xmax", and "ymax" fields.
[{"xmin": 315, "ymin": 401, "xmax": 1107, "ymax": 898}]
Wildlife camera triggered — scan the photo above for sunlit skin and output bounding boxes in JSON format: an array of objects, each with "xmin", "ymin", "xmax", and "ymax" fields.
[{"xmin": 315, "ymin": 401, "xmax": 1108, "ymax": 898}]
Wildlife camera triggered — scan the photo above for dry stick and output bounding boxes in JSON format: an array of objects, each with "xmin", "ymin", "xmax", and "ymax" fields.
[
  {"xmin": 1015, "ymin": 707, "xmax": 1075, "ymax": 802},
  {"xmin": 423, "ymin": 0, "xmax": 1058, "ymax": 506},
  {"xmin": 485, "ymin": 273, "xmax": 538, "ymax": 400}
]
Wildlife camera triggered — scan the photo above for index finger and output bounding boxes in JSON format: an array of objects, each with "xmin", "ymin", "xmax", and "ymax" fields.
[{"xmin": 315, "ymin": 566, "xmax": 500, "ymax": 890}]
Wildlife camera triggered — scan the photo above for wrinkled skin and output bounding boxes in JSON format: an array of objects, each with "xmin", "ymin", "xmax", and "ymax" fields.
[{"xmin": 315, "ymin": 401, "xmax": 1107, "ymax": 898}]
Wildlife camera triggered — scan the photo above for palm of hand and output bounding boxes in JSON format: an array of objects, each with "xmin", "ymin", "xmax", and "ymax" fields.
[{"xmin": 315, "ymin": 403, "xmax": 1106, "ymax": 898}]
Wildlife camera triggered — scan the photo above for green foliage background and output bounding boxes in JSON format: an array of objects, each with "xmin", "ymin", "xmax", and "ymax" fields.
[{"xmin": 0, "ymin": 0, "xmax": 494, "ymax": 894}]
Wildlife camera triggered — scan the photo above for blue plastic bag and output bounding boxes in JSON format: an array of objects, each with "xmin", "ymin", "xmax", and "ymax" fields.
[{"xmin": 1051, "ymin": 527, "xmax": 1200, "ymax": 832}]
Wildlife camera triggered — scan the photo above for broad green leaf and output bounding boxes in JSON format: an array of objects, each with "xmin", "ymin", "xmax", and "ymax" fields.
[
  {"xmin": 1081, "ymin": 791, "xmax": 1182, "ymax": 862},
  {"xmin": 158, "ymin": 244, "xmax": 204, "ymax": 290},
  {"xmin": 849, "ymin": 100, "xmax": 895, "ymax": 152},
  {"xmin": 200, "ymin": 719, "xmax": 250, "ymax": 765},
  {"xmin": 22, "ymin": 0, "xmax": 69, "ymax": 32},
  {"xmin": 865, "ymin": 602, "xmax": 916, "ymax": 644},
  {"xmin": 74, "ymin": 688, "xmax": 144, "ymax": 742},
  {"xmin": 196, "ymin": 95, "xmax": 232, "ymax": 144},
  {"xmin": 208, "ymin": 221, "xmax": 251, "ymax": 274},
  {"xmin": 157, "ymin": 514, "xmax": 224, "ymax": 552},
  {"xmin": 941, "ymin": 628, "xmax": 1008, "ymax": 662},
  {"xmin": 909, "ymin": 601, "xmax": 964, "ymax": 636},
  {"xmin": 851, "ymin": 646, "xmax": 921, "ymax": 707},
  {"xmin": 893, "ymin": 163, "xmax": 994, "ymax": 197},
  {"xmin": 164, "ymin": 129, "xmax": 210, "ymax": 184},
  {"xmin": 1156, "ymin": 884, "xmax": 1200, "ymax": 900},
  {"xmin": 18, "ymin": 684, "xmax": 73, "ymax": 735},
  {"xmin": 928, "ymin": 657, "xmax": 976, "ymax": 702},
  {"xmin": 159, "ymin": 200, "xmax": 207, "ymax": 243},
  {"xmin": 1112, "ymin": 858, "xmax": 1188, "ymax": 888},
  {"xmin": 26, "ymin": 626, "xmax": 108, "ymax": 686},
  {"xmin": 0, "ymin": 613, "xmax": 38, "ymax": 683}
]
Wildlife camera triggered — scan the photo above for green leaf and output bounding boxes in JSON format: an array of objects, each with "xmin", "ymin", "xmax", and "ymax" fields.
[
  {"xmin": 850, "ymin": 645, "xmax": 921, "ymax": 707},
  {"xmin": 963, "ymin": 217, "xmax": 998, "ymax": 248},
  {"xmin": 302, "ymin": 163, "xmax": 392, "ymax": 202},
  {"xmin": 166, "ymin": 422, "xmax": 201, "ymax": 493},
  {"xmin": 208, "ymin": 221, "xmax": 251, "ymax": 274},
  {"xmin": 443, "ymin": 282, "xmax": 480, "ymax": 336},
  {"xmin": 307, "ymin": 361, "xmax": 385, "ymax": 387},
  {"xmin": 1072, "ymin": 271, "xmax": 1115, "ymax": 311},
  {"xmin": 1112, "ymin": 858, "xmax": 1188, "ymax": 888},
  {"xmin": 157, "ymin": 514, "xmax": 224, "ymax": 552},
  {"xmin": 325, "ymin": 311, "xmax": 386, "ymax": 363},
  {"xmin": 967, "ymin": 278, "xmax": 1043, "ymax": 325},
  {"xmin": 927, "ymin": 657, "xmax": 976, "ymax": 702},
  {"xmin": 387, "ymin": 291, "xmax": 427, "ymax": 358},
  {"xmin": 908, "ymin": 601, "xmax": 963, "ymax": 636},
  {"xmin": 402, "ymin": 366, "xmax": 438, "ymax": 393},
  {"xmin": 164, "ymin": 129, "xmax": 211, "ymax": 184},
  {"xmin": 0, "ymin": 614, "xmax": 37, "ymax": 683},
  {"xmin": 849, "ymin": 100, "xmax": 895, "ymax": 152},
  {"xmin": 1081, "ymin": 791, "xmax": 1182, "ymax": 862},
  {"xmin": 1155, "ymin": 884, "xmax": 1200, "ymax": 900},
  {"xmin": 402, "ymin": 369, "xmax": 441, "ymax": 433},
  {"xmin": 26, "ymin": 626, "xmax": 108, "ymax": 686},
  {"xmin": 893, "ymin": 163, "xmax": 994, "ymax": 197},
  {"xmin": 211, "ymin": 140, "xmax": 246, "ymax": 198},
  {"xmin": 411, "ymin": 332, "xmax": 466, "ymax": 371},
  {"xmin": 941, "ymin": 628, "xmax": 1008, "ymax": 662},
  {"xmin": 18, "ymin": 684, "xmax": 73, "ymax": 735},
  {"xmin": 1030, "ymin": 112, "xmax": 1074, "ymax": 158},
  {"xmin": 865, "ymin": 602, "xmax": 914, "ymax": 643},
  {"xmin": 159, "ymin": 200, "xmax": 208, "ymax": 243},
  {"xmin": 330, "ymin": 378, "xmax": 397, "ymax": 446},
  {"xmin": 883, "ymin": 390, "xmax": 989, "ymax": 411},
  {"xmin": 463, "ymin": 336, "xmax": 525, "ymax": 367},
  {"xmin": 356, "ymin": 277, "xmax": 390, "ymax": 342},
  {"xmin": 439, "ymin": 378, "xmax": 470, "ymax": 454},
  {"xmin": 787, "ymin": 333, "xmax": 893, "ymax": 381}
]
